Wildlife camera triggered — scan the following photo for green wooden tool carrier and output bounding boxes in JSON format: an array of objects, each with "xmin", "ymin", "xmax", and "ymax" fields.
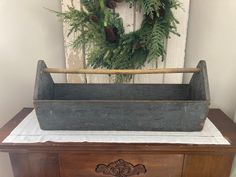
[{"xmin": 33, "ymin": 60, "xmax": 210, "ymax": 131}]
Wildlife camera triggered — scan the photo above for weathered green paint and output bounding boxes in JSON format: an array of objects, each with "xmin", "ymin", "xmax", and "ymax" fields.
[{"xmin": 33, "ymin": 60, "xmax": 210, "ymax": 131}]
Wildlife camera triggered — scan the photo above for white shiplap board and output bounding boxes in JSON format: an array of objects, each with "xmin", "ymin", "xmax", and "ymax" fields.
[
  {"xmin": 61, "ymin": 0, "xmax": 87, "ymax": 83},
  {"xmin": 164, "ymin": 0, "xmax": 190, "ymax": 83},
  {"xmin": 61, "ymin": 0, "xmax": 190, "ymax": 84}
]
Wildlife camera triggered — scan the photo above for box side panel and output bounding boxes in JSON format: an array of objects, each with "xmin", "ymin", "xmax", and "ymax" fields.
[
  {"xmin": 189, "ymin": 60, "xmax": 210, "ymax": 103},
  {"xmin": 35, "ymin": 101, "xmax": 209, "ymax": 131},
  {"xmin": 54, "ymin": 84, "xmax": 191, "ymax": 101},
  {"xmin": 34, "ymin": 60, "xmax": 54, "ymax": 100}
]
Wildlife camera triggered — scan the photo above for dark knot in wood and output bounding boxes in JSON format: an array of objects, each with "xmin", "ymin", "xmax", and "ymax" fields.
[{"xmin": 95, "ymin": 159, "xmax": 146, "ymax": 177}]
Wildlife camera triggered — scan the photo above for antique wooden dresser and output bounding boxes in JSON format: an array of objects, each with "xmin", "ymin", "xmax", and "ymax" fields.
[{"xmin": 0, "ymin": 108, "xmax": 236, "ymax": 177}]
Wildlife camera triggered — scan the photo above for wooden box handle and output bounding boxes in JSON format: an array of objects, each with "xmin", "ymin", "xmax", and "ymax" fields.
[{"xmin": 44, "ymin": 68, "xmax": 200, "ymax": 75}]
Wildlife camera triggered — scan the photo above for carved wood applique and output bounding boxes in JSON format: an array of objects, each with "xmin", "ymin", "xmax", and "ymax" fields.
[{"xmin": 95, "ymin": 159, "xmax": 146, "ymax": 177}]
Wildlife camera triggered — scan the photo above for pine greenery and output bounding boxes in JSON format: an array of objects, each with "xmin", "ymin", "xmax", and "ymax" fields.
[{"xmin": 55, "ymin": 0, "xmax": 181, "ymax": 82}]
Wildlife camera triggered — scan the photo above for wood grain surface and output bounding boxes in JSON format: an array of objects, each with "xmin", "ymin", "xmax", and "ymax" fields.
[
  {"xmin": 10, "ymin": 153, "xmax": 60, "ymax": 177},
  {"xmin": 182, "ymin": 154, "xmax": 234, "ymax": 177},
  {"xmin": 60, "ymin": 153, "xmax": 183, "ymax": 177}
]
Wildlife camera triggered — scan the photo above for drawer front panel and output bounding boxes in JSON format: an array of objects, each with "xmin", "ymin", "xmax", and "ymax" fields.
[{"xmin": 60, "ymin": 153, "xmax": 183, "ymax": 177}]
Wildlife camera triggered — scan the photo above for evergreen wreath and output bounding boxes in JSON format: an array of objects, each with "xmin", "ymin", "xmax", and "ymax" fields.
[{"xmin": 56, "ymin": 0, "xmax": 181, "ymax": 82}]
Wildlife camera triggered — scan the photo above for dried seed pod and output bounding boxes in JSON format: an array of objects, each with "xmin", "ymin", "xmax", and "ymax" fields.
[
  {"xmin": 159, "ymin": 6, "xmax": 166, "ymax": 19},
  {"xmin": 114, "ymin": 0, "xmax": 124, "ymax": 2},
  {"xmin": 105, "ymin": 0, "xmax": 116, "ymax": 9},
  {"xmin": 133, "ymin": 42, "xmax": 142, "ymax": 50},
  {"xmin": 105, "ymin": 26, "xmax": 118, "ymax": 43},
  {"xmin": 90, "ymin": 15, "xmax": 98, "ymax": 23}
]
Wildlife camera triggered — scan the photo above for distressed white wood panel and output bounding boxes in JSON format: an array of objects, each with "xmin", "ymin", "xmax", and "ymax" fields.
[
  {"xmin": 86, "ymin": 73, "xmax": 110, "ymax": 83},
  {"xmin": 85, "ymin": 48, "xmax": 110, "ymax": 83},
  {"xmin": 85, "ymin": 51, "xmax": 110, "ymax": 83},
  {"xmin": 134, "ymin": 59, "xmax": 165, "ymax": 83},
  {"xmin": 61, "ymin": 0, "xmax": 87, "ymax": 83},
  {"xmin": 62, "ymin": 0, "xmax": 190, "ymax": 84},
  {"xmin": 164, "ymin": 0, "xmax": 190, "ymax": 83},
  {"xmin": 115, "ymin": 1, "xmax": 135, "ymax": 33}
]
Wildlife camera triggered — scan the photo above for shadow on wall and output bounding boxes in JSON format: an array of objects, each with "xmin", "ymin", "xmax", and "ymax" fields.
[
  {"xmin": 0, "ymin": 1, "xmax": 66, "ymax": 177},
  {"xmin": 184, "ymin": 0, "xmax": 236, "ymax": 119}
]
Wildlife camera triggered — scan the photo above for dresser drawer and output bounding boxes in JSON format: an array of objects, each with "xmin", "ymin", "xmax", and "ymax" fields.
[{"xmin": 60, "ymin": 153, "xmax": 184, "ymax": 177}]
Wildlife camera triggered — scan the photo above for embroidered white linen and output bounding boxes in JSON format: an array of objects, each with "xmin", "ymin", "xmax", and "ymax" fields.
[{"xmin": 3, "ymin": 110, "xmax": 230, "ymax": 145}]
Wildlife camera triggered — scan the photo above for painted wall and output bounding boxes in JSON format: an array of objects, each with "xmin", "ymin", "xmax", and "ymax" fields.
[
  {"xmin": 184, "ymin": 0, "xmax": 236, "ymax": 119},
  {"xmin": 0, "ymin": 0, "xmax": 65, "ymax": 176},
  {"xmin": 184, "ymin": 0, "xmax": 236, "ymax": 176},
  {"xmin": 1, "ymin": 0, "xmax": 236, "ymax": 177}
]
